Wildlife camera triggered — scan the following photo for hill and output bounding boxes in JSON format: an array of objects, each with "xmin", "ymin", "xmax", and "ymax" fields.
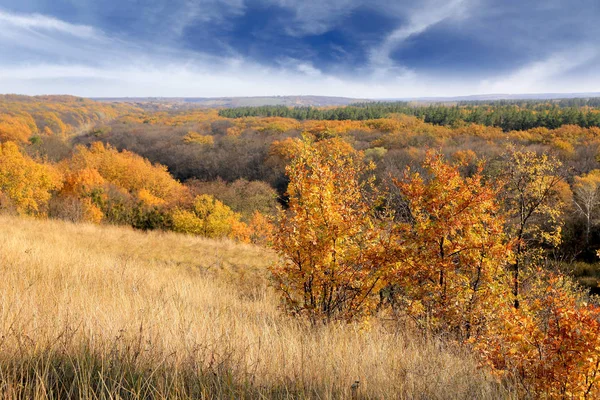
[
  {"xmin": 93, "ymin": 96, "xmax": 367, "ymax": 110},
  {"xmin": 0, "ymin": 216, "xmax": 512, "ymax": 399},
  {"xmin": 93, "ymin": 93, "xmax": 600, "ymax": 110}
]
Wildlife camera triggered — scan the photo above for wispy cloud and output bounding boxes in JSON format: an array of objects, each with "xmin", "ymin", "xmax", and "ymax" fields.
[
  {"xmin": 0, "ymin": 2, "xmax": 599, "ymax": 98},
  {"xmin": 0, "ymin": 9, "xmax": 98, "ymax": 38},
  {"xmin": 479, "ymin": 45, "xmax": 600, "ymax": 93}
]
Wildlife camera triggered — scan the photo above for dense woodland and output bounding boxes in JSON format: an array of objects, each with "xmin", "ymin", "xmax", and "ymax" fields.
[
  {"xmin": 4, "ymin": 95, "xmax": 600, "ymax": 397},
  {"xmin": 219, "ymin": 99, "xmax": 600, "ymax": 131}
]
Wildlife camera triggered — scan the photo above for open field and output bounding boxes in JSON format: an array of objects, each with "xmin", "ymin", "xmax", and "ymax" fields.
[{"xmin": 0, "ymin": 216, "xmax": 513, "ymax": 399}]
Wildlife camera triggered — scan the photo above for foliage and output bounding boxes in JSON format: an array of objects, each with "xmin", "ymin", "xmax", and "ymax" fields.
[
  {"xmin": 183, "ymin": 131, "xmax": 215, "ymax": 146},
  {"xmin": 0, "ymin": 141, "xmax": 62, "ymax": 215},
  {"xmin": 0, "ymin": 94, "xmax": 138, "ymax": 140},
  {"xmin": 500, "ymin": 149, "xmax": 567, "ymax": 308},
  {"xmin": 219, "ymin": 100, "xmax": 600, "ymax": 131},
  {"xmin": 389, "ymin": 152, "xmax": 511, "ymax": 338},
  {"xmin": 477, "ymin": 274, "xmax": 600, "ymax": 398},
  {"xmin": 172, "ymin": 194, "xmax": 243, "ymax": 239},
  {"xmin": 187, "ymin": 178, "xmax": 279, "ymax": 221},
  {"xmin": 271, "ymin": 137, "xmax": 387, "ymax": 322},
  {"xmin": 65, "ymin": 142, "xmax": 186, "ymax": 205},
  {"xmin": 247, "ymin": 211, "xmax": 274, "ymax": 246}
]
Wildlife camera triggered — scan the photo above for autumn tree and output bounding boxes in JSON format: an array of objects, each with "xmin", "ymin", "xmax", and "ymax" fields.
[
  {"xmin": 171, "ymin": 194, "xmax": 244, "ymax": 239},
  {"xmin": 478, "ymin": 273, "xmax": 600, "ymax": 398},
  {"xmin": 572, "ymin": 169, "xmax": 600, "ymax": 244},
  {"xmin": 0, "ymin": 141, "xmax": 62, "ymax": 215},
  {"xmin": 54, "ymin": 167, "xmax": 106, "ymax": 223},
  {"xmin": 0, "ymin": 113, "xmax": 35, "ymax": 143},
  {"xmin": 65, "ymin": 142, "xmax": 186, "ymax": 205},
  {"xmin": 271, "ymin": 137, "xmax": 387, "ymax": 323},
  {"xmin": 389, "ymin": 152, "xmax": 511, "ymax": 338},
  {"xmin": 500, "ymin": 149, "xmax": 567, "ymax": 309},
  {"xmin": 247, "ymin": 211, "xmax": 274, "ymax": 246}
]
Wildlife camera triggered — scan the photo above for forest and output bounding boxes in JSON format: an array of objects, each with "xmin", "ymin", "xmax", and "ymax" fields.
[
  {"xmin": 3, "ymin": 95, "xmax": 600, "ymax": 398},
  {"xmin": 218, "ymin": 99, "xmax": 600, "ymax": 131}
]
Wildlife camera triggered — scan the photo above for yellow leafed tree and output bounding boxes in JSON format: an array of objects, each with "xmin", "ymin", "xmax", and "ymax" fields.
[
  {"xmin": 0, "ymin": 141, "xmax": 62, "ymax": 215},
  {"xmin": 271, "ymin": 137, "xmax": 388, "ymax": 323},
  {"xmin": 172, "ymin": 194, "xmax": 243, "ymax": 239}
]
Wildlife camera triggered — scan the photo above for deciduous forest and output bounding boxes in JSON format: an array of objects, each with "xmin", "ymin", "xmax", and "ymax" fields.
[{"xmin": 3, "ymin": 95, "xmax": 600, "ymax": 398}]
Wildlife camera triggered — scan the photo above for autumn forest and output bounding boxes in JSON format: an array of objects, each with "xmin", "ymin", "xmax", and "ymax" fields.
[{"xmin": 3, "ymin": 94, "xmax": 600, "ymax": 398}]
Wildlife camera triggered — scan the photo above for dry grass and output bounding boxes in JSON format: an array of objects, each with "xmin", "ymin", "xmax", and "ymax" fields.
[{"xmin": 0, "ymin": 216, "xmax": 515, "ymax": 399}]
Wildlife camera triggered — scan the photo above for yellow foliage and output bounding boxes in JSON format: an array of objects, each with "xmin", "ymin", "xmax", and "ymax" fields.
[
  {"xmin": 61, "ymin": 168, "xmax": 105, "ymax": 196},
  {"xmin": 183, "ymin": 131, "xmax": 215, "ymax": 146},
  {"xmin": 80, "ymin": 197, "xmax": 104, "ymax": 223},
  {"xmin": 0, "ymin": 113, "xmax": 35, "ymax": 143},
  {"xmin": 172, "ymin": 194, "xmax": 242, "ymax": 239},
  {"xmin": 271, "ymin": 137, "xmax": 386, "ymax": 322},
  {"xmin": 137, "ymin": 188, "xmax": 166, "ymax": 207},
  {"xmin": 0, "ymin": 141, "xmax": 62, "ymax": 215},
  {"xmin": 551, "ymin": 138, "xmax": 575, "ymax": 158}
]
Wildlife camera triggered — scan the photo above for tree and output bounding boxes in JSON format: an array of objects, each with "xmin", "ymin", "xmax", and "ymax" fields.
[
  {"xmin": 389, "ymin": 152, "xmax": 511, "ymax": 338},
  {"xmin": 171, "ymin": 194, "xmax": 242, "ymax": 239},
  {"xmin": 478, "ymin": 274, "xmax": 600, "ymax": 398},
  {"xmin": 572, "ymin": 170, "xmax": 600, "ymax": 244},
  {"xmin": 0, "ymin": 114, "xmax": 35, "ymax": 143},
  {"xmin": 500, "ymin": 149, "xmax": 566, "ymax": 309},
  {"xmin": 65, "ymin": 142, "xmax": 186, "ymax": 205},
  {"xmin": 271, "ymin": 137, "xmax": 387, "ymax": 323},
  {"xmin": 0, "ymin": 141, "xmax": 62, "ymax": 216}
]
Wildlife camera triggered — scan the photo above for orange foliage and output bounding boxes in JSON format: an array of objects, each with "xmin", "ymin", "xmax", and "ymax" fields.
[
  {"xmin": 65, "ymin": 142, "xmax": 187, "ymax": 205},
  {"xmin": 0, "ymin": 113, "xmax": 35, "ymax": 143},
  {"xmin": 478, "ymin": 275, "xmax": 600, "ymax": 398},
  {"xmin": 0, "ymin": 141, "xmax": 62, "ymax": 215},
  {"xmin": 390, "ymin": 152, "xmax": 511, "ymax": 337},
  {"xmin": 247, "ymin": 211, "xmax": 274, "ymax": 246}
]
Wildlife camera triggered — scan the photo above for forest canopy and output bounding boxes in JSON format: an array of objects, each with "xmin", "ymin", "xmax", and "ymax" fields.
[{"xmin": 218, "ymin": 98, "xmax": 600, "ymax": 131}]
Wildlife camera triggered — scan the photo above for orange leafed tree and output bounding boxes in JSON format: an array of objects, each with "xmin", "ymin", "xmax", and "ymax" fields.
[
  {"xmin": 478, "ymin": 274, "xmax": 600, "ymax": 398},
  {"xmin": 271, "ymin": 137, "xmax": 388, "ymax": 323},
  {"xmin": 65, "ymin": 142, "xmax": 187, "ymax": 205},
  {"xmin": 389, "ymin": 152, "xmax": 512, "ymax": 338}
]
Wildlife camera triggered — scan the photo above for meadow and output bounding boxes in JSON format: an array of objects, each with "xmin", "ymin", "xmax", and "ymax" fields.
[{"xmin": 0, "ymin": 215, "xmax": 513, "ymax": 399}]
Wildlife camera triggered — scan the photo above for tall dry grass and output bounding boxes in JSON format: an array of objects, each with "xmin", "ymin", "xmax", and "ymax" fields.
[{"xmin": 0, "ymin": 216, "xmax": 515, "ymax": 399}]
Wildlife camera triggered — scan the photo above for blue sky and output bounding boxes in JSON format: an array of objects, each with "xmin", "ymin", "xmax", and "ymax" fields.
[{"xmin": 0, "ymin": 0, "xmax": 598, "ymax": 97}]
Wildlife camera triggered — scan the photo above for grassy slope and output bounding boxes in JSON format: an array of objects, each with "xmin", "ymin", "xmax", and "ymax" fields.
[{"xmin": 0, "ymin": 216, "xmax": 514, "ymax": 399}]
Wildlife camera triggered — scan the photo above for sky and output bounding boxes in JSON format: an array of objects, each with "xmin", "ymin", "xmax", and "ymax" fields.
[{"xmin": 0, "ymin": 0, "xmax": 599, "ymax": 98}]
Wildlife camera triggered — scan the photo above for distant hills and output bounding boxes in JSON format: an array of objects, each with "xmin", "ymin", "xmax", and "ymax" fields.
[
  {"xmin": 93, "ymin": 93, "xmax": 600, "ymax": 109},
  {"xmin": 93, "ymin": 96, "xmax": 366, "ymax": 110}
]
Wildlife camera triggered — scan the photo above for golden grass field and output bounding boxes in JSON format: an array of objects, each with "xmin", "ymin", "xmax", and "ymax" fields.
[{"xmin": 0, "ymin": 215, "xmax": 515, "ymax": 399}]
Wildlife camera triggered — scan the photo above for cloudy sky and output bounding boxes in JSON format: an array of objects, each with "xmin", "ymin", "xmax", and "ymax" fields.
[{"xmin": 0, "ymin": 0, "xmax": 598, "ymax": 98}]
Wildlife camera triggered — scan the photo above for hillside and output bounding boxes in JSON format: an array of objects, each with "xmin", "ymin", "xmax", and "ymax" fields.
[
  {"xmin": 94, "ymin": 96, "xmax": 367, "ymax": 110},
  {"xmin": 0, "ymin": 216, "xmax": 512, "ymax": 399}
]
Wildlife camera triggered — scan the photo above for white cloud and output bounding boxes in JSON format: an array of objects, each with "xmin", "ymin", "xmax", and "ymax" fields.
[
  {"xmin": 0, "ymin": 9, "xmax": 98, "ymax": 38},
  {"xmin": 0, "ymin": 7, "xmax": 599, "ymax": 98},
  {"xmin": 267, "ymin": 0, "xmax": 357, "ymax": 36},
  {"xmin": 478, "ymin": 45, "xmax": 600, "ymax": 94}
]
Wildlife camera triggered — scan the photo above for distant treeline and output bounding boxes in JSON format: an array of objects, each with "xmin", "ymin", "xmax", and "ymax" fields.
[{"xmin": 219, "ymin": 99, "xmax": 600, "ymax": 131}]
